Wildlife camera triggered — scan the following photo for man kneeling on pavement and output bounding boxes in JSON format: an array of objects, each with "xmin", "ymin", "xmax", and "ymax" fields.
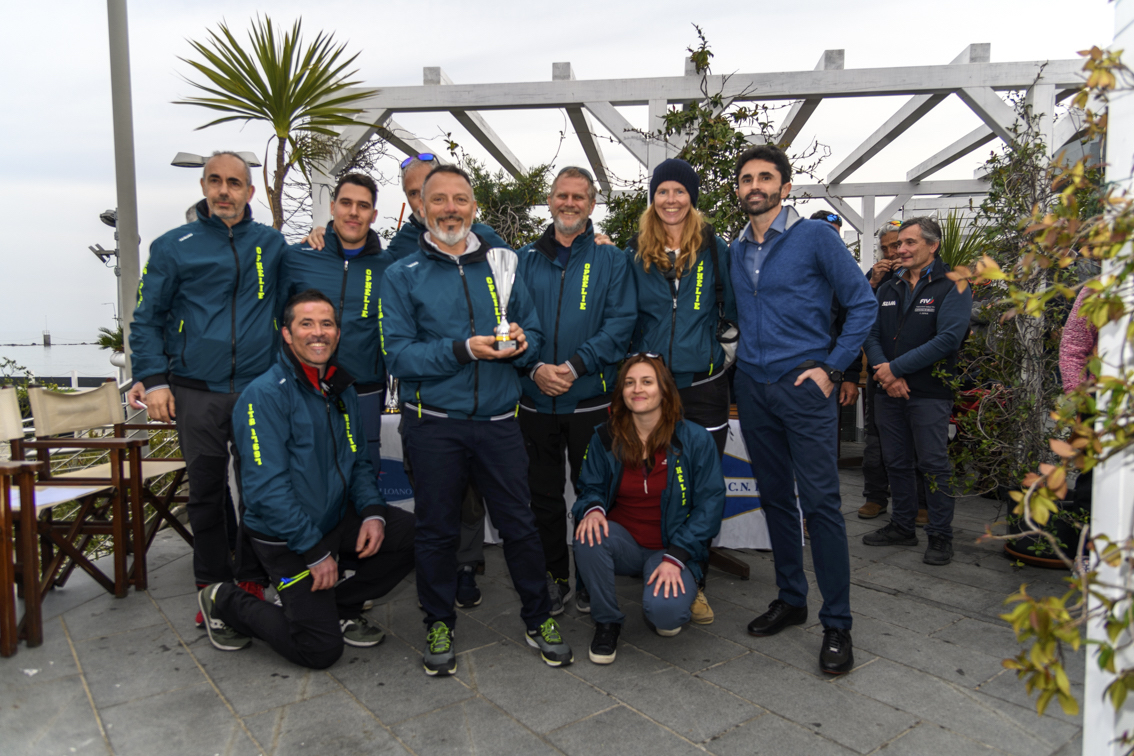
[{"xmin": 198, "ymin": 289, "xmax": 416, "ymax": 669}]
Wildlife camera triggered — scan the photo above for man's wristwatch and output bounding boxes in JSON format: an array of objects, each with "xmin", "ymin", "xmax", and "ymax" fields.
[{"xmin": 822, "ymin": 365, "xmax": 844, "ymax": 384}]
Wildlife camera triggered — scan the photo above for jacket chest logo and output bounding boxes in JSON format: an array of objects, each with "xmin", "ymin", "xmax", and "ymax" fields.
[
  {"xmin": 881, "ymin": 300, "xmax": 897, "ymax": 307},
  {"xmin": 255, "ymin": 247, "xmax": 266, "ymax": 300},
  {"xmin": 361, "ymin": 269, "xmax": 373, "ymax": 318},
  {"xmin": 693, "ymin": 261, "xmax": 704, "ymax": 310},
  {"xmin": 579, "ymin": 263, "xmax": 591, "ymax": 310}
]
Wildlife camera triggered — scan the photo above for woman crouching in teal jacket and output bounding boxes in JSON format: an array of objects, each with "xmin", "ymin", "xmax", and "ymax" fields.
[{"xmin": 571, "ymin": 354, "xmax": 725, "ymax": 664}]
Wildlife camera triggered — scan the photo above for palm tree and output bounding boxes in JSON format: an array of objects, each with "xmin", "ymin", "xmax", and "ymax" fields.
[{"xmin": 175, "ymin": 17, "xmax": 378, "ymax": 230}]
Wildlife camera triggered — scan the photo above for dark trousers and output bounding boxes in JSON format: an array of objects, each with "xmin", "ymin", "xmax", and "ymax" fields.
[
  {"xmin": 734, "ymin": 368, "xmax": 852, "ymax": 629},
  {"xmin": 172, "ymin": 385, "xmax": 260, "ymax": 585},
  {"xmin": 356, "ymin": 388, "xmax": 387, "ymax": 486},
  {"xmin": 402, "ymin": 415, "xmax": 551, "ymax": 631},
  {"xmin": 874, "ymin": 394, "xmax": 955, "ymax": 538},
  {"xmin": 400, "ymin": 420, "xmax": 485, "ymax": 570},
  {"xmin": 215, "ymin": 506, "xmax": 415, "ymax": 670},
  {"xmin": 519, "ymin": 406, "xmax": 607, "ymax": 581},
  {"xmin": 862, "ymin": 378, "xmax": 928, "ymax": 508},
  {"xmin": 679, "ymin": 375, "xmax": 730, "ymax": 457}
]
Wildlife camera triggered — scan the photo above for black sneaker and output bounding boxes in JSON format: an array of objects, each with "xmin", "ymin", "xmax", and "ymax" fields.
[
  {"xmin": 575, "ymin": 587, "xmax": 590, "ymax": 614},
  {"xmin": 589, "ymin": 622, "xmax": 621, "ymax": 664},
  {"xmin": 456, "ymin": 566, "xmax": 482, "ymax": 608},
  {"xmin": 923, "ymin": 535, "xmax": 954, "ymax": 565},
  {"xmin": 819, "ymin": 627, "xmax": 854, "ymax": 675},
  {"xmin": 747, "ymin": 599, "xmax": 807, "ymax": 637},
  {"xmin": 341, "ymin": 616, "xmax": 385, "ymax": 647},
  {"xmin": 546, "ymin": 572, "xmax": 565, "ymax": 616},
  {"xmin": 862, "ymin": 522, "xmax": 918, "ymax": 547},
  {"xmin": 197, "ymin": 584, "xmax": 252, "ymax": 651},
  {"xmin": 423, "ymin": 622, "xmax": 457, "ymax": 676}
]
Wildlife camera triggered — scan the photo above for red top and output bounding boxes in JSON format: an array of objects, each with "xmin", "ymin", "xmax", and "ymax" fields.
[{"xmin": 608, "ymin": 449, "xmax": 667, "ymax": 550}]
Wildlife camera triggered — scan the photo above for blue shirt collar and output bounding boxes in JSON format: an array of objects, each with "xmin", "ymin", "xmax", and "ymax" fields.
[{"xmin": 741, "ymin": 205, "xmax": 789, "ymax": 243}]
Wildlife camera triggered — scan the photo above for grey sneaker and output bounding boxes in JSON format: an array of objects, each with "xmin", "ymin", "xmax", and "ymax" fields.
[
  {"xmin": 526, "ymin": 618, "xmax": 574, "ymax": 667},
  {"xmin": 423, "ymin": 622, "xmax": 456, "ymax": 676},
  {"xmin": 197, "ymin": 584, "xmax": 252, "ymax": 651},
  {"xmin": 546, "ymin": 572, "xmax": 564, "ymax": 616},
  {"xmin": 341, "ymin": 616, "xmax": 385, "ymax": 647},
  {"xmin": 575, "ymin": 587, "xmax": 590, "ymax": 614}
]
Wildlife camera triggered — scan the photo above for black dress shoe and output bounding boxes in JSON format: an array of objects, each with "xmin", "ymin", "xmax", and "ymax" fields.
[
  {"xmin": 747, "ymin": 599, "xmax": 808, "ymax": 637},
  {"xmin": 819, "ymin": 627, "xmax": 854, "ymax": 675}
]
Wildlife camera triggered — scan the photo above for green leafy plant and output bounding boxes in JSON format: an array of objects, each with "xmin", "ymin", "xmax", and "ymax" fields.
[
  {"xmin": 947, "ymin": 46, "xmax": 1134, "ymax": 736},
  {"xmin": 95, "ymin": 325, "xmax": 123, "ymax": 352},
  {"xmin": 176, "ymin": 16, "xmax": 378, "ymax": 231},
  {"xmin": 938, "ymin": 210, "xmax": 988, "ymax": 271}
]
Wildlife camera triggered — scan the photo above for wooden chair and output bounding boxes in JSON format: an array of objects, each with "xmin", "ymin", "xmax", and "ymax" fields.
[
  {"xmin": 0, "ymin": 459, "xmax": 41, "ymax": 657},
  {"xmin": 5, "ymin": 384, "xmax": 145, "ymax": 603},
  {"xmin": 48, "ymin": 391, "xmax": 192, "ymax": 589}
]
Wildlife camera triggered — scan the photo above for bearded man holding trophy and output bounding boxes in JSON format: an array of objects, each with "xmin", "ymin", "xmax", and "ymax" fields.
[{"xmin": 378, "ymin": 164, "xmax": 574, "ymax": 676}]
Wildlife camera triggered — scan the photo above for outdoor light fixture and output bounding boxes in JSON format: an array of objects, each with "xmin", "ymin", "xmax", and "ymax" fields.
[
  {"xmin": 171, "ymin": 151, "xmax": 262, "ymax": 167},
  {"xmin": 100, "ymin": 209, "xmax": 118, "ymax": 228}
]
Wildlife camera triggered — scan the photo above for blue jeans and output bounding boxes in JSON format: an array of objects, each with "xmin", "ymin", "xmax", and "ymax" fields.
[
  {"xmin": 573, "ymin": 521, "xmax": 697, "ymax": 629},
  {"xmin": 734, "ymin": 368, "xmax": 852, "ymax": 630},
  {"xmin": 873, "ymin": 394, "xmax": 955, "ymax": 539}
]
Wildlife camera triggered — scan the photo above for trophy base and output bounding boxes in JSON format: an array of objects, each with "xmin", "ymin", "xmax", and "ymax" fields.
[{"xmin": 494, "ymin": 339, "xmax": 517, "ymax": 351}]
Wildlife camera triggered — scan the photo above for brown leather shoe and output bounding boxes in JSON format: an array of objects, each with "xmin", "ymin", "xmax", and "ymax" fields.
[
  {"xmin": 857, "ymin": 501, "xmax": 888, "ymax": 519},
  {"xmin": 915, "ymin": 509, "xmax": 929, "ymax": 527},
  {"xmin": 691, "ymin": 589, "xmax": 714, "ymax": 625}
]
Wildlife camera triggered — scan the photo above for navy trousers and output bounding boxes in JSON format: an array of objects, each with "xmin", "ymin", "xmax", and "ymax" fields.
[
  {"xmin": 873, "ymin": 394, "xmax": 955, "ymax": 538},
  {"xmin": 402, "ymin": 414, "xmax": 552, "ymax": 631},
  {"xmin": 734, "ymin": 368, "xmax": 852, "ymax": 630}
]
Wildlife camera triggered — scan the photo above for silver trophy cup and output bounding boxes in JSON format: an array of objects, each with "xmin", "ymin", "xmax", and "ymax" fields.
[{"xmin": 486, "ymin": 248, "xmax": 518, "ymax": 351}]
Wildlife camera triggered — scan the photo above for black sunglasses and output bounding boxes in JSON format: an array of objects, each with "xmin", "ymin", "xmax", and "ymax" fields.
[{"xmin": 400, "ymin": 153, "xmax": 436, "ymax": 169}]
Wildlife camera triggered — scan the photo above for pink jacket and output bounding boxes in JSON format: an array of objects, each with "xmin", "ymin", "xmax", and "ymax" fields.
[{"xmin": 1059, "ymin": 287, "xmax": 1098, "ymax": 393}]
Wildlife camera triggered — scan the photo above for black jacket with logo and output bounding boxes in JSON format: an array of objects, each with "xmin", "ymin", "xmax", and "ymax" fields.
[{"xmin": 864, "ymin": 256, "xmax": 972, "ymax": 400}]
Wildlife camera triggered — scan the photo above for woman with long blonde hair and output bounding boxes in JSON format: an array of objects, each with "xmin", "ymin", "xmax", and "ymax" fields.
[
  {"xmin": 625, "ymin": 159, "xmax": 736, "ymax": 457},
  {"xmin": 571, "ymin": 354, "xmax": 725, "ymax": 664}
]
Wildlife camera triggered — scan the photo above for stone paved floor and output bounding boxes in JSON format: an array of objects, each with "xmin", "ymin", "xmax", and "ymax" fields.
[{"xmin": 2, "ymin": 469, "xmax": 1085, "ymax": 755}]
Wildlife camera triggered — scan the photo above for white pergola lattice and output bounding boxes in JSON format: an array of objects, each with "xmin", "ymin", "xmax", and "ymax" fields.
[{"xmin": 313, "ymin": 44, "xmax": 1088, "ymax": 269}]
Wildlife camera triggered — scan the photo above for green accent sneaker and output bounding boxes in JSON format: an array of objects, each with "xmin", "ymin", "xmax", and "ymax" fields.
[
  {"xmin": 423, "ymin": 621, "xmax": 457, "ymax": 676},
  {"xmin": 197, "ymin": 584, "xmax": 252, "ymax": 651},
  {"xmin": 341, "ymin": 616, "xmax": 385, "ymax": 647},
  {"xmin": 525, "ymin": 618, "xmax": 573, "ymax": 667}
]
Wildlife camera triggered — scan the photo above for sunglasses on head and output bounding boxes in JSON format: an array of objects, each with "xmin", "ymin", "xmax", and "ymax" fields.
[
  {"xmin": 400, "ymin": 153, "xmax": 436, "ymax": 169},
  {"xmin": 628, "ymin": 352, "xmax": 665, "ymax": 366},
  {"xmin": 825, "ymin": 213, "xmax": 841, "ymax": 225}
]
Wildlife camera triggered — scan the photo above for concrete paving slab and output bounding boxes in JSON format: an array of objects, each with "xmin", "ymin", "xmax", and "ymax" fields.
[
  {"xmin": 881, "ymin": 548, "xmax": 1060, "ymax": 597},
  {"xmin": 704, "ymin": 712, "xmax": 859, "ymax": 756},
  {"xmin": 99, "ymin": 681, "xmax": 252, "ymax": 755},
  {"xmin": 588, "ymin": 665, "xmax": 761, "ymax": 743},
  {"xmin": 195, "ymin": 644, "xmax": 342, "ymax": 717},
  {"xmin": 74, "ymin": 623, "xmax": 204, "ymax": 709},
  {"xmin": 3, "ymin": 618, "xmax": 79, "ymax": 687},
  {"xmin": 877, "ymin": 723, "xmax": 1006, "ymax": 755},
  {"xmin": 140, "ymin": 553, "xmax": 198, "ymax": 599},
  {"xmin": 328, "ymin": 634, "xmax": 477, "ymax": 725},
  {"xmin": 62, "ymin": 591, "xmax": 166, "ymax": 642},
  {"xmin": 851, "ymin": 561, "xmax": 1008, "ymax": 618},
  {"xmin": 547, "ymin": 704, "xmax": 704, "ymax": 756},
  {"xmin": 614, "ymin": 609, "xmax": 748, "ymax": 674},
  {"xmin": 391, "ymin": 696, "xmax": 561, "ymax": 756},
  {"xmin": 816, "ymin": 613, "xmax": 1005, "ymax": 687},
  {"xmin": 0, "ymin": 674, "xmax": 107, "ymax": 756},
  {"xmin": 836, "ymin": 657, "xmax": 1076, "ymax": 756},
  {"xmin": 463, "ymin": 639, "xmax": 612, "ymax": 734},
  {"xmin": 241, "ymin": 688, "xmax": 408, "ymax": 756},
  {"xmin": 849, "ymin": 582, "xmax": 965, "ymax": 634},
  {"xmin": 930, "ymin": 616, "xmax": 1027, "ymax": 661},
  {"xmin": 380, "ymin": 593, "xmax": 508, "ymax": 657},
  {"xmin": 699, "ymin": 652, "xmax": 917, "ymax": 754}
]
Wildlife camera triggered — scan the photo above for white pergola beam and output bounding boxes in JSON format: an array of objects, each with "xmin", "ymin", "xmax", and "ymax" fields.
[
  {"xmin": 906, "ymin": 125, "xmax": 998, "ymax": 182},
  {"xmin": 822, "ymin": 197, "xmax": 864, "ymax": 232},
  {"xmin": 956, "ymin": 87, "xmax": 1019, "ymax": 144},
  {"xmin": 375, "ymin": 118, "xmax": 440, "ymax": 161},
  {"xmin": 776, "ymin": 49, "xmax": 844, "ymax": 148},
  {"xmin": 791, "ymin": 179, "xmax": 989, "ymax": 198},
  {"xmin": 346, "ymin": 58, "xmax": 1083, "ymax": 113},
  {"xmin": 876, "ymin": 194, "xmax": 912, "ymax": 225},
  {"xmin": 328, "ymin": 118, "xmax": 386, "ymax": 175},
  {"xmin": 582, "ymin": 101, "xmax": 649, "ymax": 166},
  {"xmin": 554, "ymin": 62, "xmax": 612, "ymax": 193},
  {"xmin": 424, "ymin": 66, "xmax": 527, "ymax": 178},
  {"xmin": 827, "ymin": 44, "xmax": 990, "ymax": 184}
]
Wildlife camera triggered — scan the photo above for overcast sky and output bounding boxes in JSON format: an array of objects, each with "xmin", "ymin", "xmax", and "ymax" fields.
[{"xmin": 0, "ymin": 0, "xmax": 1116, "ymax": 342}]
